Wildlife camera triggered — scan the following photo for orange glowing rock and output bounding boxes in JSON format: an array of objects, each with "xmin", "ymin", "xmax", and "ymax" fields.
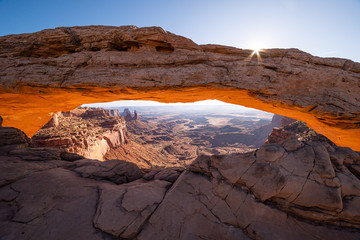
[{"xmin": 0, "ymin": 26, "xmax": 359, "ymax": 150}]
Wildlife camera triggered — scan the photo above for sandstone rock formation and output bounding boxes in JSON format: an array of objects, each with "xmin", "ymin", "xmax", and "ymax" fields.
[
  {"xmin": 42, "ymin": 112, "xmax": 59, "ymax": 128},
  {"xmin": 1, "ymin": 122, "xmax": 360, "ymax": 239},
  {"xmin": 246, "ymin": 114, "xmax": 293, "ymax": 147},
  {"xmin": 33, "ymin": 106, "xmax": 276, "ymax": 167},
  {"xmin": 0, "ymin": 121, "xmax": 84, "ymax": 162},
  {"xmin": 104, "ymin": 140, "xmax": 181, "ymax": 168},
  {"xmin": 0, "ymin": 26, "xmax": 359, "ymax": 150},
  {"xmin": 31, "ymin": 107, "xmax": 190, "ymax": 168},
  {"xmin": 32, "ymin": 107, "xmax": 128, "ymax": 160},
  {"xmin": 122, "ymin": 108, "xmax": 138, "ymax": 121},
  {"xmin": 0, "ymin": 126, "xmax": 30, "ymax": 150}
]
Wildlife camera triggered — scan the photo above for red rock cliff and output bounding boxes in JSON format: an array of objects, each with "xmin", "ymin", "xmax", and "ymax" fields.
[{"xmin": 32, "ymin": 107, "xmax": 128, "ymax": 160}]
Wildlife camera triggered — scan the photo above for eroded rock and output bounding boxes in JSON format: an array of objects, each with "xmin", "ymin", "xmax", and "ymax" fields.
[
  {"xmin": 138, "ymin": 171, "xmax": 360, "ymax": 240},
  {"xmin": 9, "ymin": 147, "xmax": 63, "ymax": 161},
  {"xmin": 138, "ymin": 172, "xmax": 249, "ymax": 240},
  {"xmin": 71, "ymin": 159, "xmax": 143, "ymax": 184},
  {"xmin": 1, "ymin": 115, "xmax": 360, "ymax": 239},
  {"xmin": 94, "ymin": 180, "xmax": 170, "ymax": 238},
  {"xmin": 0, "ymin": 167, "xmax": 107, "ymax": 240},
  {"xmin": 32, "ymin": 107, "xmax": 129, "ymax": 161},
  {"xmin": 0, "ymin": 156, "xmax": 69, "ymax": 187},
  {"xmin": 0, "ymin": 26, "xmax": 359, "ymax": 150},
  {"xmin": 143, "ymin": 167, "xmax": 184, "ymax": 183},
  {"xmin": 0, "ymin": 127, "xmax": 30, "ymax": 152},
  {"xmin": 186, "ymin": 131, "xmax": 360, "ymax": 229}
]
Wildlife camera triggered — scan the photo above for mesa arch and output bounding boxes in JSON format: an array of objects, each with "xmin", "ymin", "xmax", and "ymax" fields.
[{"xmin": 0, "ymin": 26, "xmax": 359, "ymax": 150}]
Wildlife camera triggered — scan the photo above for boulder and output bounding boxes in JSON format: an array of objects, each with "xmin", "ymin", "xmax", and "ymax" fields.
[
  {"xmin": 71, "ymin": 159, "xmax": 143, "ymax": 184},
  {"xmin": 0, "ymin": 127, "xmax": 30, "ymax": 147},
  {"xmin": 94, "ymin": 180, "xmax": 171, "ymax": 238}
]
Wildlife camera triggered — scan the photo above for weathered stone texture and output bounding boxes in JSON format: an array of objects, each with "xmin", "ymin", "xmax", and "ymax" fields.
[{"xmin": 0, "ymin": 26, "xmax": 359, "ymax": 150}]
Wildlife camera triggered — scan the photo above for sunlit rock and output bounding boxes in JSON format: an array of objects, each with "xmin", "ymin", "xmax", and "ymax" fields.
[{"xmin": 0, "ymin": 26, "xmax": 359, "ymax": 150}]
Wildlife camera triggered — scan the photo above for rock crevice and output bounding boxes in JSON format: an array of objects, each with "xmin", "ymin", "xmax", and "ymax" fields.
[{"xmin": 1, "ymin": 122, "xmax": 360, "ymax": 239}]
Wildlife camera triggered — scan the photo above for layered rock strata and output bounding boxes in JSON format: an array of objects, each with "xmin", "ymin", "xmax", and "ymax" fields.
[
  {"xmin": 31, "ymin": 108, "xmax": 188, "ymax": 167},
  {"xmin": 0, "ymin": 26, "xmax": 359, "ymax": 150},
  {"xmin": 32, "ymin": 107, "xmax": 128, "ymax": 160},
  {"xmin": 122, "ymin": 108, "xmax": 138, "ymax": 121}
]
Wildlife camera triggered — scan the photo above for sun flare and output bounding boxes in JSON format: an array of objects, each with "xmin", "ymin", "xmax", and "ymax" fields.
[
  {"xmin": 252, "ymin": 47, "xmax": 262, "ymax": 54},
  {"xmin": 245, "ymin": 45, "xmax": 264, "ymax": 62}
]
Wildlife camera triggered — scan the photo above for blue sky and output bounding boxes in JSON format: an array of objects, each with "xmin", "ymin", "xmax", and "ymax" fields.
[{"xmin": 0, "ymin": 0, "xmax": 359, "ymax": 62}]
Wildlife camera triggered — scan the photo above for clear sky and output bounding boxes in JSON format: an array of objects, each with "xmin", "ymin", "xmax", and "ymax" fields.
[
  {"xmin": 83, "ymin": 100, "xmax": 228, "ymax": 107},
  {"xmin": 82, "ymin": 99, "xmax": 242, "ymax": 108},
  {"xmin": 0, "ymin": 0, "xmax": 359, "ymax": 62},
  {"xmin": 81, "ymin": 100, "xmax": 273, "ymax": 116}
]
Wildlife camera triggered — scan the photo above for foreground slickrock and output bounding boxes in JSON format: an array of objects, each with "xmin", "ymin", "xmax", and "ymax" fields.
[
  {"xmin": 1, "ymin": 123, "xmax": 360, "ymax": 239},
  {"xmin": 0, "ymin": 26, "xmax": 359, "ymax": 150}
]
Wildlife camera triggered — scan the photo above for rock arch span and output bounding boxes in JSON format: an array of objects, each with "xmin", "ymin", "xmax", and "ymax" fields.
[{"xmin": 0, "ymin": 26, "xmax": 359, "ymax": 150}]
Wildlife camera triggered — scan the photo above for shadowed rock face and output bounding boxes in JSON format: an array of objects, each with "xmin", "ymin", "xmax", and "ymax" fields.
[
  {"xmin": 1, "ymin": 121, "xmax": 360, "ymax": 239},
  {"xmin": 0, "ymin": 25, "xmax": 360, "ymax": 150}
]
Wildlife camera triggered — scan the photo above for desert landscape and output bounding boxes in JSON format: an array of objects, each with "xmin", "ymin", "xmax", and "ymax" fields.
[
  {"xmin": 1, "ymin": 100, "xmax": 360, "ymax": 239},
  {"xmin": 0, "ymin": 2, "xmax": 359, "ymax": 239},
  {"xmin": 32, "ymin": 104, "xmax": 278, "ymax": 166}
]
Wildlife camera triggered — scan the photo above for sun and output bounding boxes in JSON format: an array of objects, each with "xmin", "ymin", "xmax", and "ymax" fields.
[
  {"xmin": 245, "ymin": 45, "xmax": 264, "ymax": 62},
  {"xmin": 252, "ymin": 46, "xmax": 262, "ymax": 54}
]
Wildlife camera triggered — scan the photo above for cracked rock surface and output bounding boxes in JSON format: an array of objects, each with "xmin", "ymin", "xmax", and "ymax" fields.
[
  {"xmin": 1, "ymin": 124, "xmax": 360, "ymax": 239},
  {"xmin": 94, "ymin": 179, "xmax": 171, "ymax": 238}
]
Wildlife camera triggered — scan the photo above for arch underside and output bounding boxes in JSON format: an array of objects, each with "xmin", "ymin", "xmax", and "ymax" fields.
[
  {"xmin": 0, "ymin": 26, "xmax": 359, "ymax": 150},
  {"xmin": 1, "ymin": 86, "xmax": 359, "ymax": 151}
]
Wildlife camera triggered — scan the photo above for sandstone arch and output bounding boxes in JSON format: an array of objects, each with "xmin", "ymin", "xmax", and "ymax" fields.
[{"xmin": 0, "ymin": 26, "xmax": 359, "ymax": 150}]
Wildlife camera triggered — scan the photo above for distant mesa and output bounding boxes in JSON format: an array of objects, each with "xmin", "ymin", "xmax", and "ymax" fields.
[
  {"xmin": 122, "ymin": 108, "xmax": 138, "ymax": 121},
  {"xmin": 1, "ymin": 108, "xmax": 360, "ymax": 239},
  {"xmin": 79, "ymin": 107, "xmax": 121, "ymax": 118}
]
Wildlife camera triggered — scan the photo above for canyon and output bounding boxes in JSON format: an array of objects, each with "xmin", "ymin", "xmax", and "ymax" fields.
[
  {"xmin": 32, "ymin": 107, "xmax": 128, "ymax": 161},
  {"xmin": 0, "ymin": 25, "xmax": 360, "ymax": 239},
  {"xmin": 32, "ymin": 106, "xmax": 279, "ymax": 167},
  {"xmin": 1, "ymin": 113, "xmax": 360, "ymax": 239}
]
